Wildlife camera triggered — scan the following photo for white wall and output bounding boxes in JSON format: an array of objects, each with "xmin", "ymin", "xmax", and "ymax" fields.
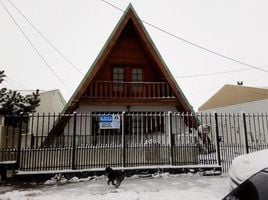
[
  {"xmin": 76, "ymin": 105, "xmax": 178, "ymax": 113},
  {"xmin": 199, "ymin": 99, "xmax": 268, "ymax": 114},
  {"xmin": 29, "ymin": 90, "xmax": 66, "ymax": 138},
  {"xmin": 35, "ymin": 89, "xmax": 66, "ymax": 114}
]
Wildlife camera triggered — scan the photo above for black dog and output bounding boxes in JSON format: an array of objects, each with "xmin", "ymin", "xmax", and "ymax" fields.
[{"xmin": 105, "ymin": 167, "xmax": 125, "ymax": 188}]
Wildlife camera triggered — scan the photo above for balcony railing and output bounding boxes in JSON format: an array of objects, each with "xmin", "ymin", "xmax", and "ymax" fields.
[{"xmin": 83, "ymin": 81, "xmax": 175, "ymax": 99}]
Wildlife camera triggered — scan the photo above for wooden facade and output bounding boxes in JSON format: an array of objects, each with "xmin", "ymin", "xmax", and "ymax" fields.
[
  {"xmin": 81, "ymin": 20, "xmax": 177, "ymax": 106},
  {"xmin": 48, "ymin": 4, "xmax": 195, "ymax": 138},
  {"xmin": 62, "ymin": 5, "xmax": 193, "ymax": 114}
]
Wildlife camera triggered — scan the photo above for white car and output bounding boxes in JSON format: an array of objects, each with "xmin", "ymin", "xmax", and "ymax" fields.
[
  {"xmin": 229, "ymin": 149, "xmax": 268, "ymax": 189},
  {"xmin": 223, "ymin": 167, "xmax": 268, "ymax": 200}
]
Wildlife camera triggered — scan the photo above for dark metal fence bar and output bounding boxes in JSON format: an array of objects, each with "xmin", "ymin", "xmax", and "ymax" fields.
[
  {"xmin": 72, "ymin": 112, "xmax": 77, "ymax": 170},
  {"xmin": 243, "ymin": 113, "xmax": 249, "ymax": 154},
  {"xmin": 214, "ymin": 113, "xmax": 221, "ymax": 166},
  {"xmin": 168, "ymin": 112, "xmax": 173, "ymax": 165},
  {"xmin": 122, "ymin": 112, "xmax": 125, "ymax": 167},
  {"xmin": 0, "ymin": 112, "xmax": 268, "ymax": 173}
]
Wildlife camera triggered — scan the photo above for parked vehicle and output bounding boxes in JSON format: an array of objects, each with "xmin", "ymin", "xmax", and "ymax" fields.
[
  {"xmin": 229, "ymin": 149, "xmax": 268, "ymax": 189},
  {"xmin": 223, "ymin": 167, "xmax": 268, "ymax": 200}
]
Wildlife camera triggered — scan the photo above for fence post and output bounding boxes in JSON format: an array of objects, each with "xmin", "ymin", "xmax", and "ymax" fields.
[
  {"xmin": 121, "ymin": 112, "xmax": 125, "ymax": 168},
  {"xmin": 214, "ymin": 113, "xmax": 221, "ymax": 166},
  {"xmin": 72, "ymin": 112, "xmax": 77, "ymax": 170},
  {"xmin": 16, "ymin": 114, "xmax": 23, "ymax": 170},
  {"xmin": 242, "ymin": 113, "xmax": 249, "ymax": 154},
  {"xmin": 168, "ymin": 111, "xmax": 174, "ymax": 165}
]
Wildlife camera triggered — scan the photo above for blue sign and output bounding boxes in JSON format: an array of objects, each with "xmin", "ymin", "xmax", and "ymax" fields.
[
  {"xmin": 99, "ymin": 114, "xmax": 120, "ymax": 129},
  {"xmin": 99, "ymin": 115, "xmax": 113, "ymax": 123}
]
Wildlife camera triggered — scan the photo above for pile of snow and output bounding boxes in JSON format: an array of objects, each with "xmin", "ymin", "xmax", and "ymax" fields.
[
  {"xmin": 152, "ymin": 172, "xmax": 171, "ymax": 179},
  {"xmin": 229, "ymin": 149, "xmax": 268, "ymax": 185},
  {"xmin": 44, "ymin": 174, "xmax": 101, "ymax": 185},
  {"xmin": 43, "ymin": 171, "xmax": 210, "ymax": 186},
  {"xmin": 44, "ymin": 174, "xmax": 67, "ymax": 185}
]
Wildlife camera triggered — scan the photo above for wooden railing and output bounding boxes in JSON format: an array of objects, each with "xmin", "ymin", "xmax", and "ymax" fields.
[{"xmin": 83, "ymin": 81, "xmax": 175, "ymax": 99}]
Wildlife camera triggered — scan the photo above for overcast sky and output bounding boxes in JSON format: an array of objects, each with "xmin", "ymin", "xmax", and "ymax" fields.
[{"xmin": 1, "ymin": 0, "xmax": 268, "ymax": 111}]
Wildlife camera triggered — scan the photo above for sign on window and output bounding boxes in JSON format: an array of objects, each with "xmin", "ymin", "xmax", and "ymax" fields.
[{"xmin": 99, "ymin": 114, "xmax": 121, "ymax": 129}]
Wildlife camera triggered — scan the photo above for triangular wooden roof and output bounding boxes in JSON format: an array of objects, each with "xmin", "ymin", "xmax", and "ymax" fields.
[
  {"xmin": 199, "ymin": 84, "xmax": 268, "ymax": 111},
  {"xmin": 62, "ymin": 4, "xmax": 193, "ymax": 114}
]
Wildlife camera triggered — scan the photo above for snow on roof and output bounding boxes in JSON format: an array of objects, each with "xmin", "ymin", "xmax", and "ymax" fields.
[{"xmin": 199, "ymin": 84, "xmax": 268, "ymax": 111}]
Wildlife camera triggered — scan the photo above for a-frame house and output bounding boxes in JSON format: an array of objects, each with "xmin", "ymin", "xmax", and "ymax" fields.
[
  {"xmin": 48, "ymin": 4, "xmax": 197, "ymax": 146},
  {"xmin": 65, "ymin": 4, "xmax": 193, "ymax": 115},
  {"xmin": 0, "ymin": 5, "xmax": 218, "ymax": 174}
]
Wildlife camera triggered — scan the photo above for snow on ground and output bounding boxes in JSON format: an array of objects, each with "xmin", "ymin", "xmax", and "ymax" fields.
[{"xmin": 0, "ymin": 173, "xmax": 230, "ymax": 200}]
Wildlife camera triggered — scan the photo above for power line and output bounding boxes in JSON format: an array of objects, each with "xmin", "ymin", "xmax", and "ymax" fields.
[
  {"xmin": 101, "ymin": 0, "xmax": 268, "ymax": 73},
  {"xmin": 176, "ymin": 65, "xmax": 268, "ymax": 78},
  {"xmin": 1, "ymin": 82, "xmax": 11, "ymax": 89},
  {"xmin": 0, "ymin": 0, "xmax": 71, "ymax": 92},
  {"xmin": 101, "ymin": 0, "xmax": 125, "ymax": 12},
  {"xmin": 4, "ymin": 79, "xmax": 18, "ymax": 90},
  {"xmin": 7, "ymin": 0, "xmax": 84, "ymax": 75},
  {"xmin": 175, "ymin": 68, "xmax": 252, "ymax": 78},
  {"xmin": 6, "ymin": 75, "xmax": 29, "ymax": 89}
]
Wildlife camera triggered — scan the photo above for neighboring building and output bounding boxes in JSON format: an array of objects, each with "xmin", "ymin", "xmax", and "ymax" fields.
[
  {"xmin": 0, "ymin": 89, "xmax": 66, "ymax": 149},
  {"xmin": 35, "ymin": 89, "xmax": 66, "ymax": 114},
  {"xmin": 198, "ymin": 84, "xmax": 268, "ymax": 113},
  {"xmin": 198, "ymin": 84, "xmax": 268, "ymax": 145},
  {"xmin": 29, "ymin": 89, "xmax": 66, "ymax": 136},
  {"xmin": 49, "ymin": 4, "xmax": 196, "ymax": 146},
  {"xmin": 17, "ymin": 89, "xmax": 66, "ymax": 114}
]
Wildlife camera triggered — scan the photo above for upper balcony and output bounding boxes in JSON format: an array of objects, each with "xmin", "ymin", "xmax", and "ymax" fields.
[{"xmin": 82, "ymin": 81, "xmax": 176, "ymax": 100}]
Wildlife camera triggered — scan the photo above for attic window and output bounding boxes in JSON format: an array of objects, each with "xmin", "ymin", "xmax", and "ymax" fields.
[
  {"xmin": 132, "ymin": 68, "xmax": 142, "ymax": 82},
  {"xmin": 113, "ymin": 67, "xmax": 124, "ymax": 91},
  {"xmin": 132, "ymin": 68, "xmax": 143, "ymax": 92}
]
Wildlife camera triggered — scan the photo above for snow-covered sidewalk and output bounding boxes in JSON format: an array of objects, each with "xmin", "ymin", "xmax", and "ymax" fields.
[{"xmin": 0, "ymin": 173, "xmax": 230, "ymax": 200}]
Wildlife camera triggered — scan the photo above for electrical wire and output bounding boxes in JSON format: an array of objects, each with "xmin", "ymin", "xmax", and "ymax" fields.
[
  {"xmin": 7, "ymin": 0, "xmax": 84, "ymax": 75},
  {"xmin": 175, "ymin": 68, "xmax": 252, "ymax": 78},
  {"xmin": 6, "ymin": 76, "xmax": 29, "ymax": 89},
  {"xmin": 101, "ymin": 0, "xmax": 268, "ymax": 73},
  {"xmin": 3, "ymin": 80, "xmax": 18, "ymax": 90},
  {"xmin": 0, "ymin": 0, "xmax": 71, "ymax": 92}
]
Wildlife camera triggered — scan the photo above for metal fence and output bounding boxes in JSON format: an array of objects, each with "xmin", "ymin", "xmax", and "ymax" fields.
[{"xmin": 0, "ymin": 112, "xmax": 267, "ymax": 173}]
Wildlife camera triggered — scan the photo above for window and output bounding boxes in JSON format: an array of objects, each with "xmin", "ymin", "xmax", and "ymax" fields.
[
  {"xmin": 132, "ymin": 68, "xmax": 143, "ymax": 92},
  {"xmin": 113, "ymin": 67, "xmax": 124, "ymax": 91},
  {"xmin": 132, "ymin": 68, "xmax": 142, "ymax": 82}
]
